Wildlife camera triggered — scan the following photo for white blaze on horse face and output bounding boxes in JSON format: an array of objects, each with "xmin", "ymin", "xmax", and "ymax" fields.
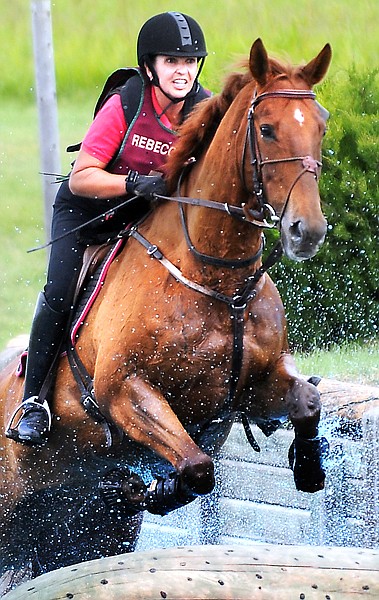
[{"xmin": 294, "ymin": 107, "xmax": 305, "ymax": 126}]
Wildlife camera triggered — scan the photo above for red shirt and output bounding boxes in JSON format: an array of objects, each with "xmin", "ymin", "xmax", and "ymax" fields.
[{"xmin": 81, "ymin": 87, "xmax": 172, "ymax": 165}]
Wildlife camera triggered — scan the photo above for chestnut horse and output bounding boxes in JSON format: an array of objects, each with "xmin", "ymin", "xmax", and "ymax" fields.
[{"xmin": 0, "ymin": 39, "xmax": 331, "ymax": 590}]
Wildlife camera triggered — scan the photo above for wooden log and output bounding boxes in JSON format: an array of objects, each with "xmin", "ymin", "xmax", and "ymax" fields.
[
  {"xmin": 5, "ymin": 544, "xmax": 379, "ymax": 599},
  {"xmin": 318, "ymin": 378, "xmax": 379, "ymax": 421}
]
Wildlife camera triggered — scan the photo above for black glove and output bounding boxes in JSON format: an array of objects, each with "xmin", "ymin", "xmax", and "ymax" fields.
[{"xmin": 125, "ymin": 170, "xmax": 168, "ymax": 200}]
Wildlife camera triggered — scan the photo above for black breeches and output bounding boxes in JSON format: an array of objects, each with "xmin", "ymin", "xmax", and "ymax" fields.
[
  {"xmin": 44, "ymin": 194, "xmax": 89, "ymax": 313},
  {"xmin": 43, "ymin": 180, "xmax": 149, "ymax": 313}
]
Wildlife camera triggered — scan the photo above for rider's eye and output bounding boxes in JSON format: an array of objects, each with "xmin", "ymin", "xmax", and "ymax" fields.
[{"xmin": 260, "ymin": 124, "xmax": 276, "ymax": 140}]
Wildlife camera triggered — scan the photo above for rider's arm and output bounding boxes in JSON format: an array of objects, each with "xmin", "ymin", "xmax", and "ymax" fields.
[
  {"xmin": 69, "ymin": 151, "xmax": 127, "ymax": 199},
  {"xmin": 69, "ymin": 94, "xmax": 127, "ymax": 199}
]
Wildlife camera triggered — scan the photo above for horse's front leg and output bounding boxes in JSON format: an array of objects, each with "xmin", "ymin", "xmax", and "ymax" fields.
[
  {"xmin": 284, "ymin": 366, "xmax": 329, "ymax": 494},
  {"xmin": 246, "ymin": 353, "xmax": 329, "ymax": 493},
  {"xmin": 97, "ymin": 374, "xmax": 215, "ymax": 514}
]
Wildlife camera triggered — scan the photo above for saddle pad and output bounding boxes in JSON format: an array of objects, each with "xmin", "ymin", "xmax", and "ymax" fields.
[
  {"xmin": 15, "ymin": 237, "xmax": 125, "ymax": 378},
  {"xmin": 70, "ymin": 238, "xmax": 124, "ymax": 345}
]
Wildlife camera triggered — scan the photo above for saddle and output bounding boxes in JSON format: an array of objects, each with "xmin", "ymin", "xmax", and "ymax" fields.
[
  {"xmin": 74, "ymin": 243, "xmax": 114, "ymax": 300},
  {"xmin": 70, "ymin": 238, "xmax": 125, "ymax": 345},
  {"xmin": 16, "ymin": 237, "xmax": 124, "ymax": 382}
]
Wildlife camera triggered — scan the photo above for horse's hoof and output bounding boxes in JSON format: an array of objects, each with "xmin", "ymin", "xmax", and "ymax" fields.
[
  {"xmin": 288, "ymin": 435, "xmax": 329, "ymax": 493},
  {"xmin": 145, "ymin": 472, "xmax": 199, "ymax": 516},
  {"xmin": 99, "ymin": 468, "xmax": 147, "ymax": 515},
  {"xmin": 307, "ymin": 375, "xmax": 322, "ymax": 387}
]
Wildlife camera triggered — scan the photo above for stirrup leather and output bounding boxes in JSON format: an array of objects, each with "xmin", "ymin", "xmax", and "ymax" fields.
[{"xmin": 5, "ymin": 397, "xmax": 52, "ymax": 437}]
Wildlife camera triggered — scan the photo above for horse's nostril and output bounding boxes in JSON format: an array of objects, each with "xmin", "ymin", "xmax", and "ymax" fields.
[{"xmin": 290, "ymin": 221, "xmax": 302, "ymax": 240}]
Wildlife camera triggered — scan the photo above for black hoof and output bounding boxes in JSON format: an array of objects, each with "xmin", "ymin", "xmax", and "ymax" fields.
[
  {"xmin": 307, "ymin": 375, "xmax": 322, "ymax": 387},
  {"xmin": 145, "ymin": 472, "xmax": 199, "ymax": 516},
  {"xmin": 289, "ymin": 435, "xmax": 329, "ymax": 493}
]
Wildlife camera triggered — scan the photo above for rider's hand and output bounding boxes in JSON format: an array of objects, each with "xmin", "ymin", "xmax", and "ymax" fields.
[{"xmin": 126, "ymin": 170, "xmax": 168, "ymax": 200}]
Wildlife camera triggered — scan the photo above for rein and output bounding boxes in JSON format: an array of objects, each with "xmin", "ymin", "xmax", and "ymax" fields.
[
  {"xmin": 178, "ymin": 202, "xmax": 264, "ymax": 268},
  {"xmin": 154, "ymin": 188, "xmax": 279, "ymax": 229}
]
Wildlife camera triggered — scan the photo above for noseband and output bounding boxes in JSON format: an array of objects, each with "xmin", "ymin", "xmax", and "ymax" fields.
[{"xmin": 243, "ymin": 89, "xmax": 322, "ymax": 227}]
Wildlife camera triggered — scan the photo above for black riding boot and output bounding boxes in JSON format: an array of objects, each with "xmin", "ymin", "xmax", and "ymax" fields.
[{"xmin": 5, "ymin": 292, "xmax": 67, "ymax": 446}]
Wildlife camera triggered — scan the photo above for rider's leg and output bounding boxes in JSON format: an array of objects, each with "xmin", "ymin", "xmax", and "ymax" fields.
[
  {"xmin": 5, "ymin": 292, "xmax": 68, "ymax": 445},
  {"xmin": 6, "ymin": 181, "xmax": 89, "ymax": 446},
  {"xmin": 5, "ymin": 180, "xmax": 129, "ymax": 445}
]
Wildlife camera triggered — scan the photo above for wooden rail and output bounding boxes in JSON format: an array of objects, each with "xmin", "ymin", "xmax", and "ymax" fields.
[{"xmin": 5, "ymin": 544, "xmax": 379, "ymax": 599}]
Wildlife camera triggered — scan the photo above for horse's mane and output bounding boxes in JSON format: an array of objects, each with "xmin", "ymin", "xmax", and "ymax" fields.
[
  {"xmin": 165, "ymin": 56, "xmax": 303, "ymax": 192},
  {"xmin": 164, "ymin": 69, "xmax": 251, "ymax": 191}
]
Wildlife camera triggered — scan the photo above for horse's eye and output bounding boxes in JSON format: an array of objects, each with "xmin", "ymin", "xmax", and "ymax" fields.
[{"xmin": 260, "ymin": 124, "xmax": 276, "ymax": 140}]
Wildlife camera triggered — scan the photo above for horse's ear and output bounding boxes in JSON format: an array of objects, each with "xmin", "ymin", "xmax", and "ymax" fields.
[
  {"xmin": 249, "ymin": 38, "xmax": 269, "ymax": 86},
  {"xmin": 301, "ymin": 43, "xmax": 332, "ymax": 86}
]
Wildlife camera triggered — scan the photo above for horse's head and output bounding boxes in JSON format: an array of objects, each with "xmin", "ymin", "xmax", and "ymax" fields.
[{"xmin": 245, "ymin": 39, "xmax": 332, "ymax": 261}]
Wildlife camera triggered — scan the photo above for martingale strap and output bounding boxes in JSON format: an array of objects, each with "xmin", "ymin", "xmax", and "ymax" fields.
[{"xmin": 130, "ymin": 228, "xmax": 265, "ymax": 307}]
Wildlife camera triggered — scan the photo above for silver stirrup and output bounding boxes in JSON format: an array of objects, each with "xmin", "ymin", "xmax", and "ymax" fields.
[{"xmin": 5, "ymin": 396, "xmax": 52, "ymax": 436}]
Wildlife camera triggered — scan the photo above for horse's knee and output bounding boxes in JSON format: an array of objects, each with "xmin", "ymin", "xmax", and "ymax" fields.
[
  {"xmin": 179, "ymin": 453, "xmax": 215, "ymax": 496},
  {"xmin": 286, "ymin": 378, "xmax": 321, "ymax": 437}
]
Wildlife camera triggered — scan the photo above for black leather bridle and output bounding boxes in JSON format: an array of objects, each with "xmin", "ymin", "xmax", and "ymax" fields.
[{"xmin": 242, "ymin": 88, "xmax": 323, "ymax": 229}]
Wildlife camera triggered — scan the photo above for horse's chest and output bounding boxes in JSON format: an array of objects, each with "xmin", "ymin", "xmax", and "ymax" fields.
[
  {"xmin": 139, "ymin": 310, "xmax": 267, "ymax": 392},
  {"xmin": 107, "ymin": 285, "xmax": 282, "ymax": 394},
  {"xmin": 152, "ymin": 326, "xmax": 231, "ymax": 378}
]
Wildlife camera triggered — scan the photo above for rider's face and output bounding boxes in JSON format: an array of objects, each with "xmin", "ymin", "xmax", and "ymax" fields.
[{"xmin": 147, "ymin": 55, "xmax": 198, "ymax": 100}]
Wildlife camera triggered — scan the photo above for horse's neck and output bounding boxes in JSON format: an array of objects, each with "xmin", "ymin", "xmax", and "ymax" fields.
[
  {"xmin": 137, "ymin": 185, "xmax": 261, "ymax": 297},
  {"xmin": 180, "ymin": 141, "xmax": 262, "ymax": 287},
  {"xmin": 140, "ymin": 97, "xmax": 262, "ymax": 293}
]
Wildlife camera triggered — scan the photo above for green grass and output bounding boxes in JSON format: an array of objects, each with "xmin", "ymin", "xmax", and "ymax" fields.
[
  {"xmin": 2, "ymin": 0, "xmax": 378, "ymax": 100},
  {"xmin": 295, "ymin": 342, "xmax": 379, "ymax": 386},
  {"xmin": 1, "ymin": 1, "xmax": 378, "ymax": 384}
]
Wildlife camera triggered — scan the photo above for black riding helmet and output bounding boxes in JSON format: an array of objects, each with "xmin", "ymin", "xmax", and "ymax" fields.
[{"xmin": 137, "ymin": 12, "xmax": 207, "ymax": 103}]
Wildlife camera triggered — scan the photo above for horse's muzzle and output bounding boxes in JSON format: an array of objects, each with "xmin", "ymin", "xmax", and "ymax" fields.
[{"xmin": 282, "ymin": 216, "xmax": 327, "ymax": 261}]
